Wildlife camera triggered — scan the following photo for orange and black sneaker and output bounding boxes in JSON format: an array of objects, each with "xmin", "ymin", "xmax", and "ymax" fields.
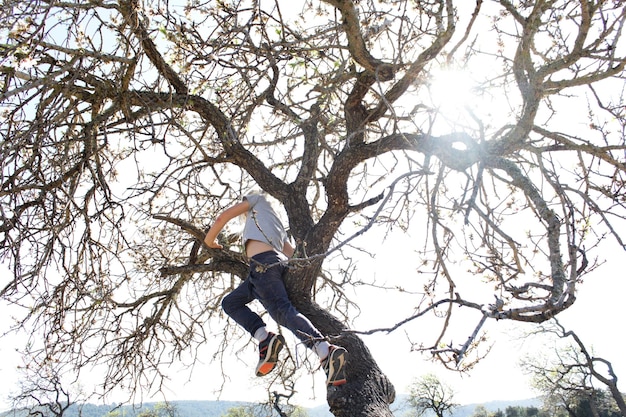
[
  {"xmin": 255, "ymin": 332, "xmax": 285, "ymax": 377},
  {"xmin": 321, "ymin": 345, "xmax": 347, "ymax": 386}
]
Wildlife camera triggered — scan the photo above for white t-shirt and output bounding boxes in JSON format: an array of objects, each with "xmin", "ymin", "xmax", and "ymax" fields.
[{"xmin": 242, "ymin": 193, "xmax": 288, "ymax": 253}]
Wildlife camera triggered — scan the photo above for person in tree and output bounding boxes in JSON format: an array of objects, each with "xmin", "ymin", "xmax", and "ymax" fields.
[{"xmin": 204, "ymin": 192, "xmax": 347, "ymax": 386}]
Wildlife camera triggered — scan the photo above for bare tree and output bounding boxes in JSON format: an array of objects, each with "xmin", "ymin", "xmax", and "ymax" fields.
[
  {"xmin": 8, "ymin": 355, "xmax": 83, "ymax": 417},
  {"xmin": 1, "ymin": 0, "xmax": 626, "ymax": 415},
  {"xmin": 407, "ymin": 374, "xmax": 458, "ymax": 417},
  {"xmin": 522, "ymin": 319, "xmax": 626, "ymax": 417}
]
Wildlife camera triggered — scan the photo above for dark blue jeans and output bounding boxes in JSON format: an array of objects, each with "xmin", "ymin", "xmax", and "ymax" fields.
[{"xmin": 221, "ymin": 251, "xmax": 323, "ymax": 347}]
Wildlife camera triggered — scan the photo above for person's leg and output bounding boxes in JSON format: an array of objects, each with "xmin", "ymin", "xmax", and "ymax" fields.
[
  {"xmin": 221, "ymin": 277, "xmax": 266, "ymax": 337},
  {"xmin": 249, "ymin": 252, "xmax": 324, "ymax": 346},
  {"xmin": 221, "ymin": 269, "xmax": 284, "ymax": 377},
  {"xmin": 249, "ymin": 251, "xmax": 348, "ymax": 385}
]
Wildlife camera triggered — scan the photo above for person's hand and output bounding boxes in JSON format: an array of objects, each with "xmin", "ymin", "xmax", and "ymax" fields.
[{"xmin": 206, "ymin": 240, "xmax": 223, "ymax": 249}]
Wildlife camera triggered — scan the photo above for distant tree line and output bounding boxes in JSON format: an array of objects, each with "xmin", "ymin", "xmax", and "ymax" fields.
[
  {"xmin": 471, "ymin": 405, "xmax": 543, "ymax": 417},
  {"xmin": 408, "ymin": 375, "xmax": 624, "ymax": 417},
  {"xmin": 470, "ymin": 388, "xmax": 622, "ymax": 417}
]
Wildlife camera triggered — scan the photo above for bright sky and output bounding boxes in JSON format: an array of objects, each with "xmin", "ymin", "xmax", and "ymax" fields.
[{"xmin": 2, "ymin": 0, "xmax": 624, "ymax": 414}]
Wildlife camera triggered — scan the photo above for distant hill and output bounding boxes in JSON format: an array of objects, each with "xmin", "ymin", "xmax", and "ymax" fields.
[
  {"xmin": 0, "ymin": 397, "xmax": 543, "ymax": 417},
  {"xmin": 0, "ymin": 401, "xmax": 246, "ymax": 417}
]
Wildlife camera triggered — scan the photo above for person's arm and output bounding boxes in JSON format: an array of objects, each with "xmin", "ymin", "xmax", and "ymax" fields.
[{"xmin": 204, "ymin": 200, "xmax": 250, "ymax": 249}]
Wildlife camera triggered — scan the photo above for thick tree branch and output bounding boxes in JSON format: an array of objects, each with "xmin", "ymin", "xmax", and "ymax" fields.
[{"xmin": 320, "ymin": 0, "xmax": 394, "ymax": 80}]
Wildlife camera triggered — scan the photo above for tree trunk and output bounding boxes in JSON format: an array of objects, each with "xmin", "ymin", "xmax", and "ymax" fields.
[
  {"xmin": 606, "ymin": 383, "xmax": 626, "ymax": 417},
  {"xmin": 289, "ymin": 285, "xmax": 396, "ymax": 416}
]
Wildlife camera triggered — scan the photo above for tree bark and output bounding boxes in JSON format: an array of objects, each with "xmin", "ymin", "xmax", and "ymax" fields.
[{"xmin": 286, "ymin": 267, "xmax": 396, "ymax": 416}]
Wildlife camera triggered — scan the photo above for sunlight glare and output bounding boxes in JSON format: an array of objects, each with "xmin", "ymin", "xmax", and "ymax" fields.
[{"xmin": 429, "ymin": 67, "xmax": 477, "ymax": 111}]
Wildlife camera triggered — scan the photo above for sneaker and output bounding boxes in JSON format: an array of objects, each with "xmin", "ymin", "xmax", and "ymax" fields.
[
  {"xmin": 321, "ymin": 345, "xmax": 347, "ymax": 386},
  {"xmin": 255, "ymin": 333, "xmax": 285, "ymax": 377}
]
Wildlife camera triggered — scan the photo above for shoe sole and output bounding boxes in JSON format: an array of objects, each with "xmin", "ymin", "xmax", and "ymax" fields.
[
  {"xmin": 326, "ymin": 348, "xmax": 347, "ymax": 386},
  {"xmin": 256, "ymin": 335, "xmax": 285, "ymax": 377}
]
